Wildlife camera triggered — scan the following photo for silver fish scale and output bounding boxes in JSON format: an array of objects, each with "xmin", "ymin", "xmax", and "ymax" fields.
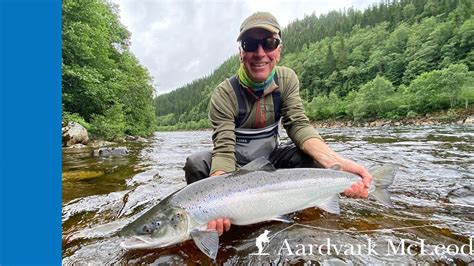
[{"xmin": 168, "ymin": 168, "xmax": 361, "ymax": 225}]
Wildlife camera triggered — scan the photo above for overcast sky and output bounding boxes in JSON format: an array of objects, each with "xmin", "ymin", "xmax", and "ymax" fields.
[{"xmin": 111, "ymin": 0, "xmax": 379, "ymax": 95}]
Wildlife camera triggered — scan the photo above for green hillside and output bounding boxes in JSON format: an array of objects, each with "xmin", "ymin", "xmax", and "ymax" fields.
[{"xmin": 155, "ymin": 0, "xmax": 473, "ymax": 130}]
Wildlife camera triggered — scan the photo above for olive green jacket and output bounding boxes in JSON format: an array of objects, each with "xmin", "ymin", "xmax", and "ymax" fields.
[{"xmin": 209, "ymin": 66, "xmax": 322, "ymax": 174}]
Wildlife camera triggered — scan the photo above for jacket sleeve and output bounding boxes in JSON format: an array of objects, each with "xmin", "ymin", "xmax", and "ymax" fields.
[
  {"xmin": 279, "ymin": 68, "xmax": 322, "ymax": 148},
  {"xmin": 208, "ymin": 83, "xmax": 238, "ymax": 174}
]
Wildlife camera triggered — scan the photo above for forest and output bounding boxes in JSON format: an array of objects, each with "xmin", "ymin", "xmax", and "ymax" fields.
[
  {"xmin": 62, "ymin": 0, "xmax": 157, "ymax": 140},
  {"xmin": 154, "ymin": 0, "xmax": 473, "ymax": 130}
]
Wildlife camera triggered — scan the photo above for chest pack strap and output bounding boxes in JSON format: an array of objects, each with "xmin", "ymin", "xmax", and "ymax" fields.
[{"xmin": 229, "ymin": 75, "xmax": 281, "ymax": 128}]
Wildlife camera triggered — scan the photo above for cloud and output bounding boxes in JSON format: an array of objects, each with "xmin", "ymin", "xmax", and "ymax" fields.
[{"xmin": 112, "ymin": 0, "xmax": 378, "ymax": 94}]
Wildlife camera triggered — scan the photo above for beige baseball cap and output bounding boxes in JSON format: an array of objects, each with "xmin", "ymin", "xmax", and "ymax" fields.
[{"xmin": 237, "ymin": 12, "xmax": 281, "ymax": 41}]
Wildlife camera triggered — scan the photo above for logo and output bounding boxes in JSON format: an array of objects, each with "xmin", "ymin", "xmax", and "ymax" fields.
[
  {"xmin": 246, "ymin": 224, "xmax": 473, "ymax": 257},
  {"xmin": 236, "ymin": 138, "xmax": 250, "ymax": 144},
  {"xmin": 250, "ymin": 230, "xmax": 271, "ymax": 255}
]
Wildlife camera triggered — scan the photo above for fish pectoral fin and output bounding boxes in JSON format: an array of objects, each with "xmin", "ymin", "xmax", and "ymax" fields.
[
  {"xmin": 270, "ymin": 215, "xmax": 294, "ymax": 223},
  {"xmin": 190, "ymin": 229, "xmax": 219, "ymax": 260},
  {"xmin": 315, "ymin": 195, "xmax": 341, "ymax": 214}
]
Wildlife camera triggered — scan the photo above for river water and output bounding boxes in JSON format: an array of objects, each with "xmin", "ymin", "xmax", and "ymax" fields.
[{"xmin": 62, "ymin": 125, "xmax": 474, "ymax": 265}]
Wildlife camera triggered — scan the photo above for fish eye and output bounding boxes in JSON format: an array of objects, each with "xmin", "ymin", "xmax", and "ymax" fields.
[
  {"xmin": 140, "ymin": 221, "xmax": 162, "ymax": 235},
  {"xmin": 142, "ymin": 225, "xmax": 152, "ymax": 234}
]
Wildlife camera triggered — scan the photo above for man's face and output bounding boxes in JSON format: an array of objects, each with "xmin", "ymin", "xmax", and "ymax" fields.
[{"xmin": 240, "ymin": 28, "xmax": 282, "ymax": 83}]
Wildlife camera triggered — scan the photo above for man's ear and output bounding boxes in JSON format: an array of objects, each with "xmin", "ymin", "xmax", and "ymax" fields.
[{"xmin": 276, "ymin": 45, "xmax": 283, "ymax": 62}]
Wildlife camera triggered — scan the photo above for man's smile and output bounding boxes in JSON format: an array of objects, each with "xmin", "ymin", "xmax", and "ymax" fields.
[{"xmin": 250, "ymin": 62, "xmax": 270, "ymax": 68}]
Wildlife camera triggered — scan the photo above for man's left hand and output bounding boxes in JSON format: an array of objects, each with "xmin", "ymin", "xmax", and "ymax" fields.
[
  {"xmin": 338, "ymin": 158, "xmax": 372, "ymax": 198},
  {"xmin": 301, "ymin": 138, "xmax": 372, "ymax": 198}
]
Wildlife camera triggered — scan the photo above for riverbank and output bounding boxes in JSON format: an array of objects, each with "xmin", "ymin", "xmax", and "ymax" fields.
[
  {"xmin": 312, "ymin": 107, "xmax": 474, "ymax": 129},
  {"xmin": 155, "ymin": 107, "xmax": 474, "ymax": 132}
]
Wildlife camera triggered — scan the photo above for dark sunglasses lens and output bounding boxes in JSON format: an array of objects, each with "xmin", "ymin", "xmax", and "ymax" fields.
[
  {"xmin": 262, "ymin": 38, "xmax": 280, "ymax": 51},
  {"xmin": 242, "ymin": 38, "xmax": 259, "ymax": 52},
  {"xmin": 242, "ymin": 38, "xmax": 280, "ymax": 52}
]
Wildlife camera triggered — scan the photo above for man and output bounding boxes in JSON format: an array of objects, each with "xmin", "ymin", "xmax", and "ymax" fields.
[{"xmin": 184, "ymin": 12, "xmax": 371, "ymax": 235}]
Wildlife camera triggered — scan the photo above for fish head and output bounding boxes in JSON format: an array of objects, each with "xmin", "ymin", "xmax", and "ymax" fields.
[{"xmin": 119, "ymin": 206, "xmax": 190, "ymax": 250}]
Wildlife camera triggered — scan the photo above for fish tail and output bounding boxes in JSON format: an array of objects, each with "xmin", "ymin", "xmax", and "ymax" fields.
[{"xmin": 368, "ymin": 164, "xmax": 398, "ymax": 208}]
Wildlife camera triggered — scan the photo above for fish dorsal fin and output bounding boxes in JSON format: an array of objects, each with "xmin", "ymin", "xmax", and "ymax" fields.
[
  {"xmin": 316, "ymin": 195, "xmax": 340, "ymax": 214},
  {"xmin": 239, "ymin": 157, "xmax": 276, "ymax": 172},
  {"xmin": 190, "ymin": 229, "xmax": 219, "ymax": 260}
]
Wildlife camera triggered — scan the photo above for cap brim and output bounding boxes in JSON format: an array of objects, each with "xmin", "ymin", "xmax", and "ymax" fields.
[{"xmin": 237, "ymin": 24, "xmax": 279, "ymax": 41}]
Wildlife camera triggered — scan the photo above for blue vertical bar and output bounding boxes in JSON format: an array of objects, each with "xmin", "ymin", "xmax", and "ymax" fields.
[{"xmin": 0, "ymin": 0, "xmax": 62, "ymax": 264}]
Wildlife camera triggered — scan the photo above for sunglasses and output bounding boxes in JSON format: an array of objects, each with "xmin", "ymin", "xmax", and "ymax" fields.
[{"xmin": 240, "ymin": 37, "xmax": 281, "ymax": 52}]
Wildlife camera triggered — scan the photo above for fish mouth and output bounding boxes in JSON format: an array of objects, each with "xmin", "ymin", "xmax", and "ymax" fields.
[{"xmin": 120, "ymin": 235, "xmax": 173, "ymax": 250}]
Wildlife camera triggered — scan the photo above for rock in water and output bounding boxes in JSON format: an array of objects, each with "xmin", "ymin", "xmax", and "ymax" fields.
[
  {"xmin": 94, "ymin": 147, "xmax": 129, "ymax": 157},
  {"xmin": 62, "ymin": 121, "xmax": 89, "ymax": 147},
  {"xmin": 464, "ymin": 115, "xmax": 474, "ymax": 125}
]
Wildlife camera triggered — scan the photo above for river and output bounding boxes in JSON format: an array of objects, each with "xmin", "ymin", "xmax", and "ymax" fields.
[{"xmin": 62, "ymin": 125, "xmax": 473, "ymax": 264}]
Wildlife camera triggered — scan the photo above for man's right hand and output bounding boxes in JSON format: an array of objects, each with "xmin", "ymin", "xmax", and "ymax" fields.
[
  {"xmin": 208, "ymin": 171, "xmax": 231, "ymax": 235},
  {"xmin": 207, "ymin": 218, "xmax": 231, "ymax": 235},
  {"xmin": 210, "ymin": 170, "xmax": 226, "ymax": 176}
]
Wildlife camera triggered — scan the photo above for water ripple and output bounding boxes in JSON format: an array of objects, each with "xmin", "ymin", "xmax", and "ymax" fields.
[{"xmin": 62, "ymin": 125, "xmax": 474, "ymax": 264}]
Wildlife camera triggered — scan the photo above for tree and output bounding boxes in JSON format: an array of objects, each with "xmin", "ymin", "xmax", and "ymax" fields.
[
  {"xmin": 62, "ymin": 0, "xmax": 156, "ymax": 138},
  {"xmin": 90, "ymin": 103, "xmax": 126, "ymax": 140},
  {"xmin": 350, "ymin": 76, "xmax": 397, "ymax": 120},
  {"xmin": 458, "ymin": 74, "xmax": 474, "ymax": 108},
  {"xmin": 458, "ymin": 17, "xmax": 474, "ymax": 69},
  {"xmin": 407, "ymin": 64, "xmax": 470, "ymax": 112},
  {"xmin": 402, "ymin": 3, "xmax": 416, "ymax": 22}
]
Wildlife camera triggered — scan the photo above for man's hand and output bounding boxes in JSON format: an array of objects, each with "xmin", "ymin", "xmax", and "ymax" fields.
[
  {"xmin": 208, "ymin": 171, "xmax": 231, "ymax": 235},
  {"xmin": 207, "ymin": 218, "xmax": 231, "ymax": 236},
  {"xmin": 301, "ymin": 138, "xmax": 372, "ymax": 199},
  {"xmin": 338, "ymin": 158, "xmax": 372, "ymax": 198},
  {"xmin": 210, "ymin": 170, "xmax": 226, "ymax": 177}
]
